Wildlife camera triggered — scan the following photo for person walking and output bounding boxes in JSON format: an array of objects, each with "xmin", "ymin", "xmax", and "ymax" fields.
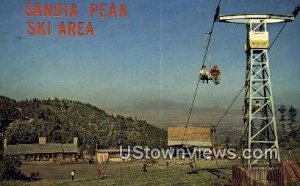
[
  {"xmin": 143, "ymin": 163, "xmax": 148, "ymax": 172},
  {"xmin": 71, "ymin": 170, "xmax": 75, "ymax": 181},
  {"xmin": 96, "ymin": 166, "xmax": 101, "ymax": 179}
]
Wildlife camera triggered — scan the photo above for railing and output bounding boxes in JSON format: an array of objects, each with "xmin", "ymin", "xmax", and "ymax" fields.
[{"xmin": 232, "ymin": 161, "xmax": 300, "ymax": 186}]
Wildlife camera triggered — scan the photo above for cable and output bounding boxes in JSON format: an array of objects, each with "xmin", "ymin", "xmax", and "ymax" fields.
[
  {"xmin": 292, "ymin": 3, "xmax": 300, "ymax": 18},
  {"xmin": 201, "ymin": 0, "xmax": 220, "ymax": 68},
  {"xmin": 251, "ymin": 22, "xmax": 287, "ymax": 75},
  {"xmin": 216, "ymin": 86, "xmax": 245, "ymax": 128},
  {"xmin": 269, "ymin": 3, "xmax": 300, "ymax": 50},
  {"xmin": 269, "ymin": 22, "xmax": 287, "ymax": 50},
  {"xmin": 181, "ymin": 0, "xmax": 222, "ymax": 144},
  {"xmin": 198, "ymin": 84, "xmax": 245, "ymax": 148},
  {"xmin": 252, "ymin": 18, "xmax": 289, "ymax": 72}
]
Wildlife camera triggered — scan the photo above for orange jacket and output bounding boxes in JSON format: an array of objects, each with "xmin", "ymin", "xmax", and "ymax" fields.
[{"xmin": 210, "ymin": 68, "xmax": 220, "ymax": 76}]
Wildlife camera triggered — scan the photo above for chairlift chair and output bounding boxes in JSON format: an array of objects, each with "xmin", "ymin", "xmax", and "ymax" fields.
[{"xmin": 199, "ymin": 64, "xmax": 221, "ymax": 85}]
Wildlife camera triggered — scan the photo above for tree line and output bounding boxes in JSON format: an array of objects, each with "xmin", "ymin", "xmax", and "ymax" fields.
[{"xmin": 0, "ymin": 96, "xmax": 167, "ymax": 155}]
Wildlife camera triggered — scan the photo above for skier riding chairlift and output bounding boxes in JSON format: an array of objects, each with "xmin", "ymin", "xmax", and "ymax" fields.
[
  {"xmin": 199, "ymin": 65, "xmax": 221, "ymax": 85},
  {"xmin": 210, "ymin": 65, "xmax": 221, "ymax": 85},
  {"xmin": 199, "ymin": 65, "xmax": 210, "ymax": 83}
]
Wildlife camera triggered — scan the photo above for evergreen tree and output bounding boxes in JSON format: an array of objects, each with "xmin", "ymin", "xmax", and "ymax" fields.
[
  {"xmin": 287, "ymin": 106, "xmax": 297, "ymax": 139},
  {"xmin": 278, "ymin": 105, "xmax": 287, "ymax": 140},
  {"xmin": 0, "ymin": 155, "xmax": 23, "ymax": 181},
  {"xmin": 224, "ymin": 136, "xmax": 230, "ymax": 148}
]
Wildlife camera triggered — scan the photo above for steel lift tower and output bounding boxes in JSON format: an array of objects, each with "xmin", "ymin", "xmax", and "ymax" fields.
[{"xmin": 218, "ymin": 14, "xmax": 296, "ymax": 168}]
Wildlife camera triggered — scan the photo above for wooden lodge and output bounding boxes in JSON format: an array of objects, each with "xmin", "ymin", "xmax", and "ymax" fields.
[{"xmin": 3, "ymin": 137, "xmax": 79, "ymax": 162}]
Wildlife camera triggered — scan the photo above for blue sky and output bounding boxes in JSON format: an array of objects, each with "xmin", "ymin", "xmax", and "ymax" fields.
[{"xmin": 0, "ymin": 0, "xmax": 299, "ymax": 113}]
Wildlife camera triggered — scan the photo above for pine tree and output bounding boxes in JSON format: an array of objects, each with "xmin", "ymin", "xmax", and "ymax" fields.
[
  {"xmin": 224, "ymin": 136, "xmax": 230, "ymax": 148},
  {"xmin": 287, "ymin": 106, "xmax": 297, "ymax": 139},
  {"xmin": 278, "ymin": 105, "xmax": 287, "ymax": 140}
]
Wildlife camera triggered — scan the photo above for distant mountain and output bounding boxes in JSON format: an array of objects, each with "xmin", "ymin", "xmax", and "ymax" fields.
[
  {"xmin": 109, "ymin": 104, "xmax": 300, "ymax": 144},
  {"xmin": 0, "ymin": 96, "xmax": 167, "ymax": 153}
]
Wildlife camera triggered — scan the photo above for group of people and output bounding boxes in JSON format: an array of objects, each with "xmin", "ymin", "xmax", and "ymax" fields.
[
  {"xmin": 199, "ymin": 65, "xmax": 221, "ymax": 84},
  {"xmin": 70, "ymin": 167, "xmax": 106, "ymax": 182}
]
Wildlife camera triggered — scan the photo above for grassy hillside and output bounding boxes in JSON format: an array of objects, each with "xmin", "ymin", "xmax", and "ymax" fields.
[{"xmin": 0, "ymin": 96, "xmax": 167, "ymax": 153}]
